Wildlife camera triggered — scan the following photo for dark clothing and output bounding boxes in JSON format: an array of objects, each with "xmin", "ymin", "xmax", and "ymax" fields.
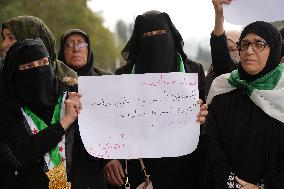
[
  {"xmin": 57, "ymin": 29, "xmax": 111, "ymax": 189},
  {"xmin": 0, "ymin": 108, "xmax": 68, "ymax": 189},
  {"xmin": 2, "ymin": 16, "xmax": 77, "ymax": 80},
  {"xmin": 200, "ymin": 21, "xmax": 284, "ymax": 189},
  {"xmin": 0, "ymin": 38, "xmax": 105, "ymax": 188},
  {"xmin": 210, "ymin": 33, "xmax": 237, "ymax": 77},
  {"xmin": 199, "ymin": 89, "xmax": 284, "ymax": 189},
  {"xmin": 205, "ymin": 33, "xmax": 238, "ymax": 98},
  {"xmin": 0, "ymin": 57, "xmax": 4, "ymax": 73},
  {"xmin": 0, "ymin": 81, "xmax": 106, "ymax": 189},
  {"xmin": 112, "ymin": 11, "xmax": 202, "ymax": 189},
  {"xmin": 121, "ymin": 11, "xmax": 188, "ymax": 73}
]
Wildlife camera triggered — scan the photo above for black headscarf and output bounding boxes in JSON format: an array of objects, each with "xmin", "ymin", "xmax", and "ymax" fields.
[
  {"xmin": 280, "ymin": 27, "xmax": 284, "ymax": 58},
  {"xmin": 1, "ymin": 16, "xmax": 77, "ymax": 80},
  {"xmin": 121, "ymin": 10, "xmax": 187, "ymax": 74},
  {"xmin": 0, "ymin": 38, "xmax": 58, "ymax": 121},
  {"xmin": 238, "ymin": 21, "xmax": 282, "ymax": 82},
  {"xmin": 58, "ymin": 29, "xmax": 94, "ymax": 76}
]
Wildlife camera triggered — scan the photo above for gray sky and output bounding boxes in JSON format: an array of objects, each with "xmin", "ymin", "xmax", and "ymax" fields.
[{"xmin": 87, "ymin": 0, "xmax": 242, "ymax": 42}]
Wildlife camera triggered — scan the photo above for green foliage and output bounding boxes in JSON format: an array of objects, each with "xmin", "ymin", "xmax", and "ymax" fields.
[
  {"xmin": 271, "ymin": 20, "xmax": 284, "ymax": 30},
  {"xmin": 196, "ymin": 45, "xmax": 211, "ymax": 71},
  {"xmin": 0, "ymin": 0, "xmax": 118, "ymax": 71}
]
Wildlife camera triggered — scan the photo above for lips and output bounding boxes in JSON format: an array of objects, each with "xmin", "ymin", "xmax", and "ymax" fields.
[
  {"xmin": 244, "ymin": 59, "xmax": 256, "ymax": 63},
  {"xmin": 72, "ymin": 56, "xmax": 82, "ymax": 60}
]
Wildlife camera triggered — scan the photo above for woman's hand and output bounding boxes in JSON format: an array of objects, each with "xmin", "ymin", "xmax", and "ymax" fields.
[
  {"xmin": 197, "ymin": 100, "xmax": 208, "ymax": 125},
  {"xmin": 213, "ymin": 0, "xmax": 233, "ymax": 13},
  {"xmin": 235, "ymin": 176, "xmax": 260, "ymax": 189},
  {"xmin": 60, "ymin": 92, "xmax": 82, "ymax": 130},
  {"xmin": 104, "ymin": 160, "xmax": 125, "ymax": 186}
]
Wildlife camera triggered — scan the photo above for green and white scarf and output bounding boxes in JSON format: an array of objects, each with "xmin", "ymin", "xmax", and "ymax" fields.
[
  {"xmin": 206, "ymin": 64, "xmax": 284, "ymax": 123},
  {"xmin": 21, "ymin": 92, "xmax": 67, "ymax": 170}
]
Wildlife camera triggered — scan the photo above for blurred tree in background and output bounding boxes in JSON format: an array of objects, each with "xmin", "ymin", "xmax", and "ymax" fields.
[
  {"xmin": 271, "ymin": 20, "xmax": 284, "ymax": 30},
  {"xmin": 114, "ymin": 19, "xmax": 134, "ymax": 67},
  {"xmin": 0, "ymin": 0, "xmax": 119, "ymax": 71},
  {"xmin": 196, "ymin": 45, "xmax": 211, "ymax": 71}
]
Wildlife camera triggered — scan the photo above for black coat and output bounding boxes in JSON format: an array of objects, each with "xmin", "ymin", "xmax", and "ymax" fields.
[
  {"xmin": 199, "ymin": 89, "xmax": 284, "ymax": 189},
  {"xmin": 205, "ymin": 33, "xmax": 238, "ymax": 98},
  {"xmin": 0, "ymin": 81, "xmax": 107, "ymax": 189}
]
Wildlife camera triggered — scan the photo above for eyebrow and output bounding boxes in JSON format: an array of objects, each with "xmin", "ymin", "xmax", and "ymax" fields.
[{"xmin": 66, "ymin": 39, "xmax": 85, "ymax": 43}]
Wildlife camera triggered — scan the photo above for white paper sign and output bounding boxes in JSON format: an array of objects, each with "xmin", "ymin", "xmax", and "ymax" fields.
[
  {"xmin": 78, "ymin": 73, "xmax": 199, "ymax": 159},
  {"xmin": 224, "ymin": 0, "xmax": 284, "ymax": 25}
]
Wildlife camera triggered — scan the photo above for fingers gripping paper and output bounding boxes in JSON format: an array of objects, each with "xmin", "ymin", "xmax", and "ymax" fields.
[{"xmin": 78, "ymin": 73, "xmax": 199, "ymax": 159}]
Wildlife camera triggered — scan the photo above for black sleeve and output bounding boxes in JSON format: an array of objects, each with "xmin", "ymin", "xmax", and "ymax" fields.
[
  {"xmin": 115, "ymin": 63, "xmax": 133, "ymax": 75},
  {"xmin": 71, "ymin": 128, "xmax": 108, "ymax": 189},
  {"xmin": 198, "ymin": 99, "xmax": 235, "ymax": 189},
  {"xmin": 197, "ymin": 63, "xmax": 206, "ymax": 102},
  {"xmin": 210, "ymin": 32, "xmax": 237, "ymax": 77},
  {"xmin": 263, "ymin": 125, "xmax": 284, "ymax": 189},
  {"xmin": 1, "ymin": 112, "xmax": 65, "ymax": 168}
]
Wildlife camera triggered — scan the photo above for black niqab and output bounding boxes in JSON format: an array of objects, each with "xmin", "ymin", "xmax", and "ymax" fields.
[
  {"xmin": 121, "ymin": 10, "xmax": 187, "ymax": 74},
  {"xmin": 0, "ymin": 38, "xmax": 57, "ymax": 122}
]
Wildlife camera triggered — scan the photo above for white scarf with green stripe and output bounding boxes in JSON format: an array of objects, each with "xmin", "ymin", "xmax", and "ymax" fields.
[
  {"xmin": 207, "ymin": 64, "xmax": 284, "ymax": 123},
  {"xmin": 21, "ymin": 92, "xmax": 67, "ymax": 170}
]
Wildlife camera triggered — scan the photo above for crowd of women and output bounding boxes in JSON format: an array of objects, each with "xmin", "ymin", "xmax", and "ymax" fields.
[{"xmin": 1, "ymin": 0, "xmax": 284, "ymax": 188}]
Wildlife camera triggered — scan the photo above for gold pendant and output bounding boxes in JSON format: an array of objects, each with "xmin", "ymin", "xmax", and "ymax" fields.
[{"xmin": 46, "ymin": 162, "xmax": 71, "ymax": 189}]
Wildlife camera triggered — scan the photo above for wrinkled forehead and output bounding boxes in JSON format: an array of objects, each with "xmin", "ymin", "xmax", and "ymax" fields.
[{"xmin": 65, "ymin": 33, "xmax": 87, "ymax": 43}]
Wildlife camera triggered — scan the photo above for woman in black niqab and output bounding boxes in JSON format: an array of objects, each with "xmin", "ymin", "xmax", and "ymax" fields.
[
  {"xmin": 0, "ymin": 38, "xmax": 82, "ymax": 189},
  {"xmin": 118, "ymin": 10, "xmax": 187, "ymax": 74},
  {"xmin": 1, "ymin": 38, "xmax": 57, "ymax": 123}
]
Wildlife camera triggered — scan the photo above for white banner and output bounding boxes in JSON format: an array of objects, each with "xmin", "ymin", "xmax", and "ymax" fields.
[
  {"xmin": 78, "ymin": 73, "xmax": 200, "ymax": 159},
  {"xmin": 224, "ymin": 0, "xmax": 284, "ymax": 25}
]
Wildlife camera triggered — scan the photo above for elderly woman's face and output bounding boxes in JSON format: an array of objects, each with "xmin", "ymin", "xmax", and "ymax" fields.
[
  {"xmin": 64, "ymin": 34, "xmax": 88, "ymax": 69},
  {"xmin": 239, "ymin": 33, "xmax": 270, "ymax": 75}
]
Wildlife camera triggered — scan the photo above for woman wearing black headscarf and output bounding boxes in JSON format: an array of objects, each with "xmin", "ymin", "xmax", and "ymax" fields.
[
  {"xmin": 0, "ymin": 38, "xmax": 81, "ymax": 189},
  {"xmin": 199, "ymin": 21, "xmax": 284, "ymax": 189},
  {"xmin": 1, "ymin": 16, "xmax": 77, "ymax": 80},
  {"xmin": 104, "ymin": 10, "xmax": 208, "ymax": 189},
  {"xmin": 58, "ymin": 29, "xmax": 112, "ymax": 76},
  {"xmin": 280, "ymin": 28, "xmax": 284, "ymax": 63},
  {"xmin": 58, "ymin": 29, "xmax": 110, "ymax": 189}
]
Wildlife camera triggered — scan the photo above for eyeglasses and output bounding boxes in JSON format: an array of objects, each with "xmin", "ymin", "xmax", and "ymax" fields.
[
  {"xmin": 64, "ymin": 42, "xmax": 88, "ymax": 50},
  {"xmin": 237, "ymin": 40, "xmax": 268, "ymax": 52}
]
